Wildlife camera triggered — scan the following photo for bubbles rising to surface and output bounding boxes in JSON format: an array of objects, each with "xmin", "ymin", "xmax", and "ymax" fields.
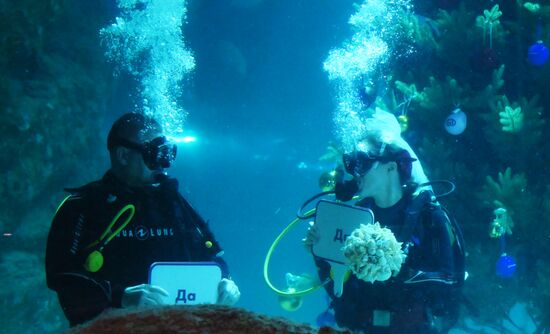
[{"xmin": 100, "ymin": 0, "xmax": 196, "ymax": 137}]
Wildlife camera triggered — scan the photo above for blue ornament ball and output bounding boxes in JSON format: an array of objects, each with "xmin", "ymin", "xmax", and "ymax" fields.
[
  {"xmin": 528, "ymin": 41, "xmax": 549, "ymax": 66},
  {"xmin": 496, "ymin": 253, "xmax": 517, "ymax": 278},
  {"xmin": 444, "ymin": 108, "xmax": 467, "ymax": 135}
]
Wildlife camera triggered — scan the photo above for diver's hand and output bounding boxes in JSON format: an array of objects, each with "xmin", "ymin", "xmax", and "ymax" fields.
[
  {"xmin": 302, "ymin": 221, "xmax": 320, "ymax": 252},
  {"xmin": 121, "ymin": 284, "xmax": 169, "ymax": 308},
  {"xmin": 217, "ymin": 278, "xmax": 240, "ymax": 306}
]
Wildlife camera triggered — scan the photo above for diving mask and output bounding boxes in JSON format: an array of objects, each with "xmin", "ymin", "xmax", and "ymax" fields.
[
  {"xmin": 335, "ymin": 151, "xmax": 382, "ymax": 201},
  {"xmin": 336, "ymin": 150, "xmax": 418, "ymax": 201},
  {"xmin": 116, "ymin": 136, "xmax": 177, "ymax": 170},
  {"xmin": 342, "ymin": 151, "xmax": 387, "ymax": 176}
]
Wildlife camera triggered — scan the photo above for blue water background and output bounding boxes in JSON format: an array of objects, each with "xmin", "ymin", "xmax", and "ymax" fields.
[
  {"xmin": 176, "ymin": 1, "xmax": 354, "ymax": 323},
  {"xmin": 140, "ymin": 0, "xmax": 355, "ymax": 324}
]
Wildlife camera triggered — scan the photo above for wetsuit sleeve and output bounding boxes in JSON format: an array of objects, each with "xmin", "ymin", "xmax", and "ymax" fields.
[{"xmin": 45, "ymin": 197, "xmax": 120, "ymax": 326}]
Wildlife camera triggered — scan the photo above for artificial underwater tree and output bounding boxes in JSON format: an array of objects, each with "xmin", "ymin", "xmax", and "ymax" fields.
[{"xmin": 320, "ymin": 0, "xmax": 549, "ymax": 330}]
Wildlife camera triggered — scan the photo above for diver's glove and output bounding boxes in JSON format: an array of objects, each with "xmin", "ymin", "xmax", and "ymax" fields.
[
  {"xmin": 217, "ymin": 278, "xmax": 240, "ymax": 306},
  {"xmin": 121, "ymin": 284, "xmax": 169, "ymax": 308},
  {"xmin": 302, "ymin": 221, "xmax": 320, "ymax": 252}
]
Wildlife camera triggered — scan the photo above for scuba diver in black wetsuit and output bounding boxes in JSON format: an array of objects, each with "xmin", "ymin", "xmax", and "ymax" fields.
[
  {"xmin": 45, "ymin": 113, "xmax": 240, "ymax": 326},
  {"xmin": 304, "ymin": 116, "xmax": 464, "ymax": 333}
]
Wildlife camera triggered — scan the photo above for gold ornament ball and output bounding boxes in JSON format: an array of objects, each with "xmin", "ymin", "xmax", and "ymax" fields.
[
  {"xmin": 278, "ymin": 294, "xmax": 303, "ymax": 312},
  {"xmin": 398, "ymin": 115, "xmax": 409, "ymax": 132},
  {"xmin": 319, "ymin": 171, "xmax": 337, "ymax": 192}
]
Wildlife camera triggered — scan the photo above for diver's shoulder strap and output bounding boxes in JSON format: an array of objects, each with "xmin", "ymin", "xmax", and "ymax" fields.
[
  {"xmin": 400, "ymin": 190, "xmax": 466, "ymax": 286},
  {"xmin": 403, "ymin": 270, "xmax": 458, "ymax": 284},
  {"xmin": 398, "ymin": 190, "xmax": 437, "ymax": 243},
  {"xmin": 441, "ymin": 205, "xmax": 466, "ymax": 286},
  {"xmin": 169, "ymin": 189, "xmax": 224, "ymax": 257},
  {"xmin": 60, "ymin": 180, "xmax": 113, "ymax": 217},
  {"xmin": 64, "ymin": 178, "xmax": 106, "ymax": 196},
  {"xmin": 354, "ymin": 197, "xmax": 374, "ymax": 208},
  {"xmin": 55, "ymin": 178, "xmax": 119, "ymax": 240},
  {"xmin": 54, "ymin": 179, "xmax": 104, "ymax": 218}
]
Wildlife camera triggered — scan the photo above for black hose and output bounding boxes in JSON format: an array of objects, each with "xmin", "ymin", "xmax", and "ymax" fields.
[{"xmin": 296, "ymin": 191, "xmax": 334, "ymax": 220}]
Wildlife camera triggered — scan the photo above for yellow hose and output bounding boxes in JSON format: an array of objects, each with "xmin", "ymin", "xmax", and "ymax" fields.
[{"xmin": 263, "ymin": 208, "xmax": 328, "ymax": 297}]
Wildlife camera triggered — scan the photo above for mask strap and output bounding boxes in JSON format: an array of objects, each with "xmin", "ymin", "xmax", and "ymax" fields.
[
  {"xmin": 114, "ymin": 137, "xmax": 144, "ymax": 152},
  {"xmin": 378, "ymin": 142, "xmax": 387, "ymax": 156}
]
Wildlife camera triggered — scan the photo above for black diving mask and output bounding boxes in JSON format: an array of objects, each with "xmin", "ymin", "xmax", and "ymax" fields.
[
  {"xmin": 342, "ymin": 151, "xmax": 388, "ymax": 176},
  {"xmin": 336, "ymin": 150, "xmax": 417, "ymax": 201},
  {"xmin": 335, "ymin": 151, "xmax": 382, "ymax": 201},
  {"xmin": 116, "ymin": 136, "xmax": 177, "ymax": 170}
]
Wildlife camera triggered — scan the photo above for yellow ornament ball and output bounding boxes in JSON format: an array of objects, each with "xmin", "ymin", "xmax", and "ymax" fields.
[
  {"xmin": 398, "ymin": 115, "xmax": 409, "ymax": 132},
  {"xmin": 318, "ymin": 170, "xmax": 337, "ymax": 192},
  {"xmin": 278, "ymin": 294, "xmax": 303, "ymax": 312},
  {"xmin": 489, "ymin": 221, "xmax": 505, "ymax": 238}
]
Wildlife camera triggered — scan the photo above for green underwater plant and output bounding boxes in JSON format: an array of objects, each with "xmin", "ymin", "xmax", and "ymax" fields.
[
  {"xmin": 395, "ymin": 12, "xmax": 438, "ymax": 50},
  {"xmin": 516, "ymin": 95, "xmax": 545, "ymax": 138},
  {"xmin": 477, "ymin": 168, "xmax": 543, "ymax": 243},
  {"xmin": 487, "ymin": 94, "xmax": 544, "ymax": 136},
  {"xmin": 499, "ymin": 105, "xmax": 524, "ymax": 133},
  {"xmin": 476, "ymin": 5, "xmax": 503, "ymax": 28},
  {"xmin": 490, "ymin": 94, "xmax": 525, "ymax": 134},
  {"xmin": 394, "ymin": 81, "xmax": 425, "ymax": 104},
  {"xmin": 485, "ymin": 64, "xmax": 505, "ymax": 98},
  {"xmin": 467, "ymin": 65, "xmax": 505, "ymax": 110},
  {"xmin": 480, "ymin": 167, "xmax": 527, "ymax": 212},
  {"xmin": 476, "ymin": 4, "xmax": 503, "ymax": 48},
  {"xmin": 519, "ymin": 0, "xmax": 550, "ymax": 16},
  {"xmin": 479, "ymin": 92, "xmax": 544, "ymax": 168},
  {"xmin": 523, "ymin": 2, "xmax": 540, "ymax": 13},
  {"xmin": 373, "ymin": 86, "xmax": 415, "ymax": 132},
  {"xmin": 418, "ymin": 76, "xmax": 465, "ymax": 111},
  {"xmin": 432, "ymin": 4, "xmax": 481, "ymax": 71}
]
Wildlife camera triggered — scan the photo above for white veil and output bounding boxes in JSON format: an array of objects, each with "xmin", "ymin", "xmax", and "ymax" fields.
[{"xmin": 358, "ymin": 108, "xmax": 429, "ymax": 185}]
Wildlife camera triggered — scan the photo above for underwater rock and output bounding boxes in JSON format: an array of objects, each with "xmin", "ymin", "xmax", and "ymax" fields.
[
  {"xmin": 69, "ymin": 305, "xmax": 351, "ymax": 334},
  {"xmin": 0, "ymin": 250, "xmax": 66, "ymax": 333}
]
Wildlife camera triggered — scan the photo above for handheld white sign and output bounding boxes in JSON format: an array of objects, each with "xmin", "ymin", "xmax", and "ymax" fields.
[
  {"xmin": 312, "ymin": 200, "xmax": 375, "ymax": 265},
  {"xmin": 149, "ymin": 262, "xmax": 221, "ymax": 305}
]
